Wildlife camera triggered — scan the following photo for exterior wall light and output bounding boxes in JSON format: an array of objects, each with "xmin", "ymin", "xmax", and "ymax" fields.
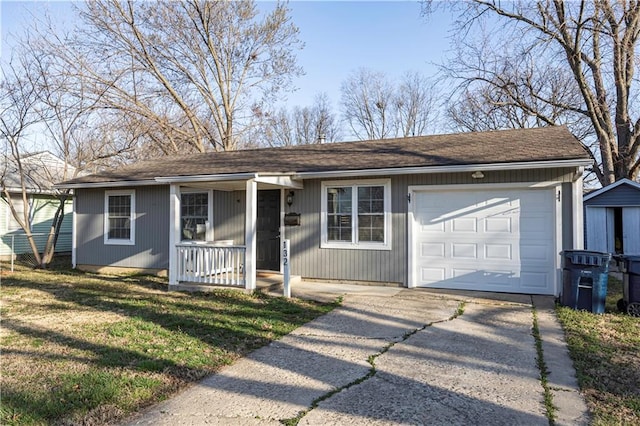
[
  {"xmin": 286, "ymin": 191, "xmax": 295, "ymax": 206},
  {"xmin": 471, "ymin": 171, "xmax": 485, "ymax": 179}
]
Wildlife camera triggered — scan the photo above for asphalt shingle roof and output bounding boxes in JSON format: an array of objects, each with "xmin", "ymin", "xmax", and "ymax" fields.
[{"xmin": 60, "ymin": 126, "xmax": 590, "ymax": 186}]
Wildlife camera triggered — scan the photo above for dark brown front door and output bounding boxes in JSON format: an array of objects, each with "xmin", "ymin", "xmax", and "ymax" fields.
[{"xmin": 257, "ymin": 189, "xmax": 280, "ymax": 270}]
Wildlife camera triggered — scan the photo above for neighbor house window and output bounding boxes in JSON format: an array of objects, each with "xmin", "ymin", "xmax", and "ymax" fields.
[
  {"xmin": 321, "ymin": 179, "xmax": 391, "ymax": 250},
  {"xmin": 181, "ymin": 192, "xmax": 209, "ymax": 241},
  {"xmin": 5, "ymin": 195, "xmax": 27, "ymax": 231},
  {"xmin": 104, "ymin": 190, "xmax": 135, "ymax": 245}
]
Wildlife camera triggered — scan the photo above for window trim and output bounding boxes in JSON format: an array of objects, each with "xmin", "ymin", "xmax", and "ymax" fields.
[
  {"xmin": 179, "ymin": 190, "xmax": 211, "ymax": 242},
  {"xmin": 321, "ymin": 179, "xmax": 392, "ymax": 250},
  {"xmin": 104, "ymin": 189, "xmax": 135, "ymax": 245},
  {"xmin": 5, "ymin": 194, "xmax": 28, "ymax": 231}
]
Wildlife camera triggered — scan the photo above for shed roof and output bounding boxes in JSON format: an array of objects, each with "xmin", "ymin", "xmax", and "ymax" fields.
[
  {"xmin": 583, "ymin": 178, "xmax": 640, "ymax": 203},
  {"xmin": 59, "ymin": 126, "xmax": 590, "ymax": 187}
]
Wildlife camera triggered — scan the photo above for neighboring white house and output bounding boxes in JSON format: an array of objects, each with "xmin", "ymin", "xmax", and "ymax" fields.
[{"xmin": 1, "ymin": 151, "xmax": 74, "ymax": 259}]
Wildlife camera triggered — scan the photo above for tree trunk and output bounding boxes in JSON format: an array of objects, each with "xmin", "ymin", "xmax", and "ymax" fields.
[{"xmin": 42, "ymin": 194, "xmax": 68, "ymax": 267}]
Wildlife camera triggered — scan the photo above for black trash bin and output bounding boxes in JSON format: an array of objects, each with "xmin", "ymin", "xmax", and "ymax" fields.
[
  {"xmin": 561, "ymin": 250, "xmax": 611, "ymax": 314},
  {"xmin": 618, "ymin": 255, "xmax": 640, "ymax": 317}
]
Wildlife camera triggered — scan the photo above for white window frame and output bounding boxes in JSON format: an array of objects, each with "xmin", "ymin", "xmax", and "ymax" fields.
[
  {"xmin": 5, "ymin": 194, "xmax": 28, "ymax": 231},
  {"xmin": 179, "ymin": 189, "xmax": 212, "ymax": 242},
  {"xmin": 321, "ymin": 179, "xmax": 392, "ymax": 250},
  {"xmin": 104, "ymin": 189, "xmax": 135, "ymax": 245}
]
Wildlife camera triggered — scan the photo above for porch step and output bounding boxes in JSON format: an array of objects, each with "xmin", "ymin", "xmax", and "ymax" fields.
[{"xmin": 256, "ymin": 271, "xmax": 301, "ymax": 292}]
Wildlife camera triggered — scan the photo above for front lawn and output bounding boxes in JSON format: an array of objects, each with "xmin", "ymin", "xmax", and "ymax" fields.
[
  {"xmin": 556, "ymin": 275, "xmax": 640, "ymax": 425},
  {"xmin": 0, "ymin": 264, "xmax": 336, "ymax": 425}
]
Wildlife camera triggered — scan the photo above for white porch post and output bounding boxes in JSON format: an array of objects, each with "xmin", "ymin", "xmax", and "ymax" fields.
[
  {"xmin": 572, "ymin": 170, "xmax": 585, "ymax": 249},
  {"xmin": 245, "ymin": 179, "xmax": 257, "ymax": 290},
  {"xmin": 169, "ymin": 184, "xmax": 181, "ymax": 285},
  {"xmin": 71, "ymin": 194, "xmax": 77, "ymax": 269}
]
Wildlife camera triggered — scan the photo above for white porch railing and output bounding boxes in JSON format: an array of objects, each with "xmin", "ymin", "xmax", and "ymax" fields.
[{"xmin": 176, "ymin": 243, "xmax": 246, "ymax": 286}]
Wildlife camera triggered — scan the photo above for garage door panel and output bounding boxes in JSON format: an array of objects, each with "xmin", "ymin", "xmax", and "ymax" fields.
[
  {"xmin": 420, "ymin": 242, "xmax": 445, "ymax": 257},
  {"xmin": 520, "ymin": 244, "xmax": 550, "ymax": 261},
  {"xmin": 420, "ymin": 267, "xmax": 445, "ymax": 283},
  {"xmin": 485, "ymin": 244, "xmax": 513, "ymax": 260},
  {"xmin": 419, "ymin": 218, "xmax": 445, "ymax": 232},
  {"xmin": 412, "ymin": 187, "xmax": 556, "ymax": 295},
  {"xmin": 452, "ymin": 217, "xmax": 477, "ymax": 232},
  {"xmin": 485, "ymin": 216, "xmax": 513, "ymax": 232},
  {"xmin": 451, "ymin": 243, "xmax": 477, "ymax": 259},
  {"xmin": 520, "ymin": 272, "xmax": 549, "ymax": 290}
]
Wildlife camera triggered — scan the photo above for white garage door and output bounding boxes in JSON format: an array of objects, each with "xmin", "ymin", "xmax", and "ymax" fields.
[{"xmin": 411, "ymin": 187, "xmax": 556, "ymax": 295}]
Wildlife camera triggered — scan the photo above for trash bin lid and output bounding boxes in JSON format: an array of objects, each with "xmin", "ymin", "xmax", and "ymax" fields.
[{"xmin": 562, "ymin": 250, "xmax": 611, "ymax": 266}]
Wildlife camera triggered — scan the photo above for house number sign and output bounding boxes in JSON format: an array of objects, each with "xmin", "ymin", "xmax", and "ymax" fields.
[{"xmin": 283, "ymin": 239, "xmax": 291, "ymax": 298}]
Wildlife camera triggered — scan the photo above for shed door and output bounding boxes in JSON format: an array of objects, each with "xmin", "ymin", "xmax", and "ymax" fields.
[
  {"xmin": 586, "ymin": 207, "xmax": 615, "ymax": 253},
  {"xmin": 411, "ymin": 188, "xmax": 556, "ymax": 295},
  {"xmin": 623, "ymin": 207, "xmax": 640, "ymax": 254}
]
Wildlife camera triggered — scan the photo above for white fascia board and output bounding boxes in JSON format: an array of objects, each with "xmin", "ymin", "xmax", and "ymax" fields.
[
  {"xmin": 55, "ymin": 179, "xmax": 159, "ymax": 189},
  {"xmin": 254, "ymin": 175, "xmax": 304, "ymax": 189},
  {"xmin": 2, "ymin": 186, "xmax": 61, "ymax": 195},
  {"xmin": 155, "ymin": 173, "xmax": 257, "ymax": 184},
  {"xmin": 294, "ymin": 159, "xmax": 593, "ymax": 179}
]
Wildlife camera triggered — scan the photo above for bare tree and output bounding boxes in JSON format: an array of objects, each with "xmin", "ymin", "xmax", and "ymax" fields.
[
  {"xmin": 259, "ymin": 93, "xmax": 341, "ymax": 146},
  {"xmin": 55, "ymin": 0, "xmax": 303, "ymax": 154},
  {"xmin": 341, "ymin": 68, "xmax": 438, "ymax": 140},
  {"xmin": 426, "ymin": 0, "xmax": 640, "ymax": 184},
  {"xmin": 0, "ymin": 20, "xmax": 139, "ymax": 267},
  {"xmin": 0, "ymin": 57, "xmax": 52, "ymax": 267},
  {"xmin": 395, "ymin": 71, "xmax": 438, "ymax": 137},
  {"xmin": 341, "ymin": 68, "xmax": 396, "ymax": 140}
]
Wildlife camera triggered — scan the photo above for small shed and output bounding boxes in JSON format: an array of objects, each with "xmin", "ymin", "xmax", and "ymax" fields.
[{"xmin": 584, "ymin": 178, "xmax": 640, "ymax": 255}]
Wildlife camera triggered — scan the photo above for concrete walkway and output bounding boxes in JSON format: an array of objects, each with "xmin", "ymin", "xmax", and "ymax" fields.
[{"xmin": 123, "ymin": 283, "xmax": 589, "ymax": 425}]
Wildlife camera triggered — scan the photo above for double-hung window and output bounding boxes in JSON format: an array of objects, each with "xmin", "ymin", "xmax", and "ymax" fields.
[
  {"xmin": 104, "ymin": 190, "xmax": 135, "ymax": 245},
  {"xmin": 321, "ymin": 179, "xmax": 391, "ymax": 250},
  {"xmin": 5, "ymin": 195, "xmax": 28, "ymax": 231},
  {"xmin": 181, "ymin": 192, "xmax": 209, "ymax": 241}
]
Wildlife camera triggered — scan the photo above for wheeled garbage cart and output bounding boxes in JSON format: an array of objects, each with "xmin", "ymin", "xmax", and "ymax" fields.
[
  {"xmin": 561, "ymin": 250, "xmax": 611, "ymax": 314},
  {"xmin": 617, "ymin": 255, "xmax": 640, "ymax": 317}
]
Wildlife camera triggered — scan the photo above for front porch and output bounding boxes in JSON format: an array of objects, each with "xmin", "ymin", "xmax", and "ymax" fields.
[
  {"xmin": 164, "ymin": 175, "xmax": 302, "ymax": 291},
  {"xmin": 169, "ymin": 268, "xmax": 302, "ymax": 293}
]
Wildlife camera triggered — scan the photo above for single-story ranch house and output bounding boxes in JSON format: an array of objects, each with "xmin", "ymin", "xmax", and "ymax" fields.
[{"xmin": 58, "ymin": 126, "xmax": 592, "ymax": 296}]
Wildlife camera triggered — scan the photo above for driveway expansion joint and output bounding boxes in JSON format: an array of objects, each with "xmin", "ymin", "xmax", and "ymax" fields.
[{"xmin": 279, "ymin": 301, "xmax": 467, "ymax": 425}]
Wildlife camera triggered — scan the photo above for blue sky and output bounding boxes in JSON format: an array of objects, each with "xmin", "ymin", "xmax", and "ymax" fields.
[{"xmin": 1, "ymin": 1, "xmax": 457, "ymax": 129}]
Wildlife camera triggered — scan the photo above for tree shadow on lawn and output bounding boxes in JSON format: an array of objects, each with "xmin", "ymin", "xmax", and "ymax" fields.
[{"xmin": 0, "ymin": 273, "xmax": 334, "ymax": 424}]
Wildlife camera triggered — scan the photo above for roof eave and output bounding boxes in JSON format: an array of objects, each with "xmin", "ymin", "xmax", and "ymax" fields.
[
  {"xmin": 293, "ymin": 158, "xmax": 593, "ymax": 179},
  {"xmin": 55, "ymin": 179, "xmax": 160, "ymax": 190},
  {"xmin": 53, "ymin": 158, "xmax": 592, "ymax": 189}
]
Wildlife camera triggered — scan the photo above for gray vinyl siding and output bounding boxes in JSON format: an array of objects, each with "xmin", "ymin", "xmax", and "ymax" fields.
[
  {"xmin": 76, "ymin": 186, "xmax": 170, "ymax": 269},
  {"xmin": 73, "ymin": 166, "xmax": 578, "ymax": 283},
  {"xmin": 212, "ymin": 190, "xmax": 245, "ymax": 244},
  {"xmin": 562, "ymin": 182, "xmax": 574, "ymax": 250},
  {"xmin": 584, "ymin": 184, "xmax": 640, "ymax": 207},
  {"xmin": 287, "ymin": 167, "xmax": 577, "ymax": 285}
]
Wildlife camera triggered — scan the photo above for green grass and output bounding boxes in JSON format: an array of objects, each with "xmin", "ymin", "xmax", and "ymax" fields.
[
  {"xmin": 0, "ymin": 264, "xmax": 337, "ymax": 425},
  {"xmin": 556, "ymin": 275, "xmax": 640, "ymax": 425}
]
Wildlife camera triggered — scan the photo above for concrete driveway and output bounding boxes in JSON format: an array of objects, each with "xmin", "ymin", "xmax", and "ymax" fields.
[{"xmin": 124, "ymin": 283, "xmax": 589, "ymax": 426}]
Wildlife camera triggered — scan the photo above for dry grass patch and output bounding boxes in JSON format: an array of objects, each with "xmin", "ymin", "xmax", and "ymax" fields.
[
  {"xmin": 556, "ymin": 275, "xmax": 640, "ymax": 425},
  {"xmin": 0, "ymin": 264, "xmax": 336, "ymax": 425}
]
